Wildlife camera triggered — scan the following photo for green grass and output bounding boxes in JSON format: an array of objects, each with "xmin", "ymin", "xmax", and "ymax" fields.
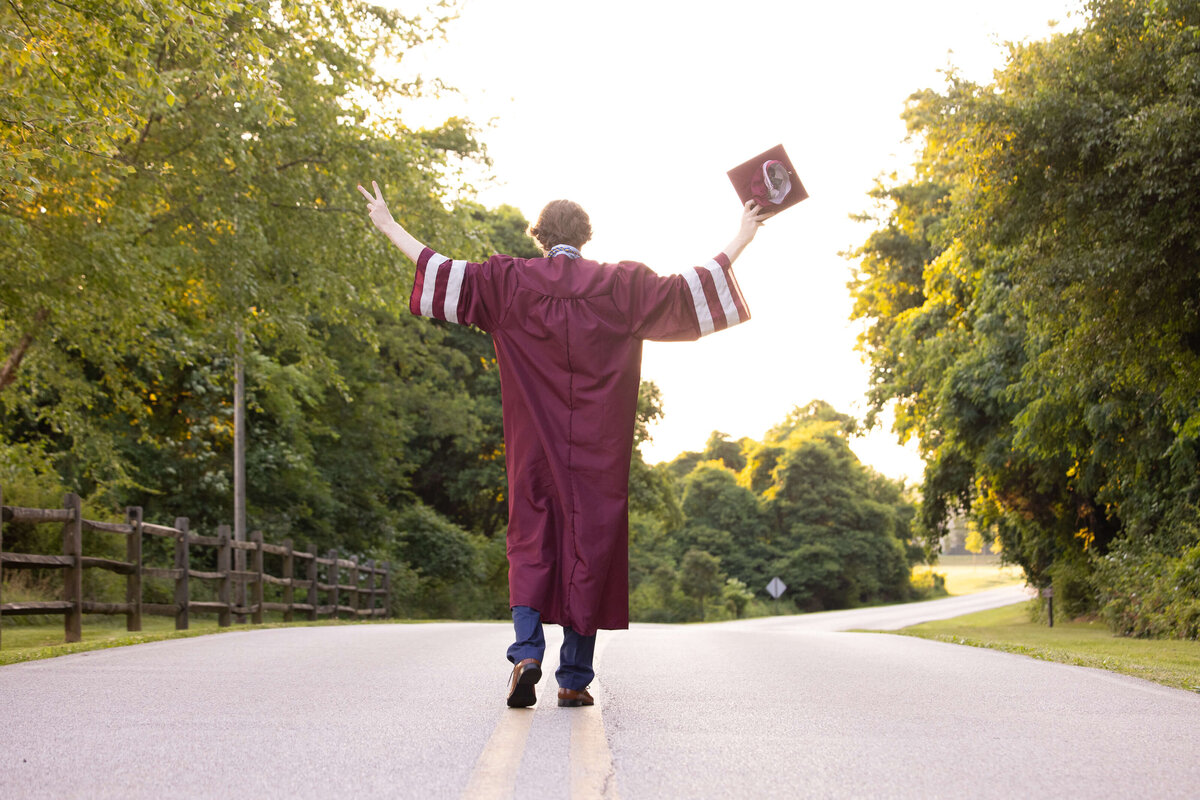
[
  {"xmin": 891, "ymin": 600, "xmax": 1200, "ymax": 694},
  {"xmin": 912, "ymin": 554, "xmax": 1025, "ymax": 596},
  {"xmin": 0, "ymin": 614, "xmax": 421, "ymax": 667}
]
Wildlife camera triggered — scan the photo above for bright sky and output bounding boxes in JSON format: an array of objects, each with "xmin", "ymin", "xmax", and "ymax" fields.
[{"xmin": 385, "ymin": 0, "xmax": 1079, "ymax": 480}]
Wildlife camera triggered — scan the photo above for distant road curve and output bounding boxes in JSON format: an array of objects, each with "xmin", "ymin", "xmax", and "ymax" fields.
[{"xmin": 729, "ymin": 583, "xmax": 1035, "ymax": 632}]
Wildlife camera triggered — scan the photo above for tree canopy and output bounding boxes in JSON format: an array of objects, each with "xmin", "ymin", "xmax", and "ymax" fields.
[
  {"xmin": 0, "ymin": 0, "xmax": 523, "ymax": 619},
  {"xmin": 849, "ymin": 0, "xmax": 1200, "ymax": 636},
  {"xmin": 631, "ymin": 401, "xmax": 919, "ymax": 620}
]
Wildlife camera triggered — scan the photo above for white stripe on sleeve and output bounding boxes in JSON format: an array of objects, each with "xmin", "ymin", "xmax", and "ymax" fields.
[
  {"xmin": 704, "ymin": 260, "xmax": 741, "ymax": 327},
  {"xmin": 683, "ymin": 268, "xmax": 715, "ymax": 336},
  {"xmin": 419, "ymin": 253, "xmax": 449, "ymax": 318},
  {"xmin": 443, "ymin": 260, "xmax": 467, "ymax": 324}
]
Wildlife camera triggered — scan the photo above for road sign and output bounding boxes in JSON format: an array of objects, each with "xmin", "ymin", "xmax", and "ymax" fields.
[{"xmin": 766, "ymin": 577, "xmax": 787, "ymax": 599}]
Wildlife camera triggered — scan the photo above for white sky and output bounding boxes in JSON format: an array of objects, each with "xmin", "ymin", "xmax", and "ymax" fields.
[{"xmin": 383, "ymin": 0, "xmax": 1079, "ymax": 481}]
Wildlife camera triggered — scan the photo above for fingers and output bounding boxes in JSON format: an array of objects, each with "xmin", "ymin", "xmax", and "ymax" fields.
[
  {"xmin": 743, "ymin": 201, "xmax": 771, "ymax": 224},
  {"xmin": 357, "ymin": 183, "xmax": 374, "ymax": 202},
  {"xmin": 372, "ymin": 180, "xmax": 382, "ymax": 201}
]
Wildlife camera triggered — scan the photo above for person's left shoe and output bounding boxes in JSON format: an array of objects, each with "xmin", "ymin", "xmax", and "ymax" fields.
[
  {"xmin": 506, "ymin": 658, "xmax": 542, "ymax": 708},
  {"xmin": 557, "ymin": 687, "xmax": 594, "ymax": 707}
]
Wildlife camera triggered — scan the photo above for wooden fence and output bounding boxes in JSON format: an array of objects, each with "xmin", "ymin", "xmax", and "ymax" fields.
[{"xmin": 0, "ymin": 489, "xmax": 391, "ymax": 649}]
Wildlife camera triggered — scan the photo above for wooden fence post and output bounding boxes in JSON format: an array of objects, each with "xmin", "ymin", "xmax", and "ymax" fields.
[
  {"xmin": 328, "ymin": 549, "xmax": 339, "ymax": 620},
  {"xmin": 382, "ymin": 561, "xmax": 391, "ymax": 618},
  {"xmin": 1, "ymin": 485, "xmax": 5, "ymax": 650},
  {"xmin": 349, "ymin": 556, "xmax": 359, "ymax": 617},
  {"xmin": 282, "ymin": 538, "xmax": 294, "ymax": 623},
  {"xmin": 234, "ymin": 527, "xmax": 246, "ymax": 625},
  {"xmin": 217, "ymin": 525, "xmax": 232, "ymax": 627},
  {"xmin": 63, "ymin": 493, "xmax": 83, "ymax": 643},
  {"xmin": 125, "ymin": 506, "xmax": 143, "ymax": 632},
  {"xmin": 365, "ymin": 558, "xmax": 376, "ymax": 616},
  {"xmin": 251, "ymin": 531, "xmax": 264, "ymax": 624},
  {"xmin": 174, "ymin": 517, "xmax": 190, "ymax": 630},
  {"xmin": 305, "ymin": 546, "xmax": 318, "ymax": 622}
]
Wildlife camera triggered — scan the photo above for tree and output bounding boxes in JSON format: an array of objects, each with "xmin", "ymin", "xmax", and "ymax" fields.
[
  {"xmin": 628, "ymin": 380, "xmax": 684, "ymax": 530},
  {"xmin": 964, "ymin": 523, "xmax": 984, "ymax": 556},
  {"xmin": 677, "ymin": 460, "xmax": 770, "ymax": 586},
  {"xmin": 722, "ymin": 577, "xmax": 754, "ymax": 619},
  {"xmin": 848, "ymin": 0, "xmax": 1200, "ymax": 633},
  {"xmin": 1, "ymin": 0, "xmax": 467, "ymax": 492},
  {"xmin": 0, "ymin": 0, "xmax": 531, "ymax": 622},
  {"xmin": 679, "ymin": 549, "xmax": 723, "ymax": 620},
  {"xmin": 754, "ymin": 402, "xmax": 914, "ymax": 609},
  {"xmin": 964, "ymin": 521, "xmax": 984, "ymax": 567},
  {"xmin": 701, "ymin": 431, "xmax": 748, "ymax": 473}
]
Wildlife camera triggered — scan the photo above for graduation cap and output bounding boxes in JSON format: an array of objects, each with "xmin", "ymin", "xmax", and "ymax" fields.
[{"xmin": 727, "ymin": 144, "xmax": 808, "ymax": 214}]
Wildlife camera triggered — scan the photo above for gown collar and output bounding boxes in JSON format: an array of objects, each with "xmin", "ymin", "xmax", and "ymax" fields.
[{"xmin": 548, "ymin": 244, "xmax": 582, "ymax": 260}]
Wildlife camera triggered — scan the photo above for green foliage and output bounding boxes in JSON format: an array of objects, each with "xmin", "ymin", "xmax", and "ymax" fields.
[
  {"xmin": 722, "ymin": 577, "xmax": 754, "ymax": 618},
  {"xmin": 631, "ymin": 400, "xmax": 918, "ymax": 620},
  {"xmin": 678, "ymin": 461, "xmax": 769, "ymax": 576},
  {"xmin": 628, "ymin": 382, "xmax": 683, "ymax": 533},
  {"xmin": 909, "ymin": 569, "xmax": 947, "ymax": 599},
  {"xmin": 679, "ymin": 549, "xmax": 723, "ymax": 621},
  {"xmin": 2, "ymin": 3, "xmax": 926, "ymax": 629},
  {"xmin": 0, "ymin": 0, "xmax": 527, "ymax": 622},
  {"xmin": 848, "ymin": 0, "xmax": 1200, "ymax": 635},
  {"xmin": 964, "ymin": 523, "xmax": 984, "ymax": 556},
  {"xmin": 1095, "ymin": 507, "xmax": 1200, "ymax": 639},
  {"xmin": 701, "ymin": 431, "xmax": 748, "ymax": 473}
]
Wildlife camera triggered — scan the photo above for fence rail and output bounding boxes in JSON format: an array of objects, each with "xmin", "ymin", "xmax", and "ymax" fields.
[{"xmin": 0, "ymin": 489, "xmax": 391, "ymax": 648}]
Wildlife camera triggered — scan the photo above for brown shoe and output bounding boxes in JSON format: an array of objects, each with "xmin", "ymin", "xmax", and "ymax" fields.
[
  {"xmin": 506, "ymin": 658, "xmax": 542, "ymax": 708},
  {"xmin": 557, "ymin": 687, "xmax": 594, "ymax": 707}
]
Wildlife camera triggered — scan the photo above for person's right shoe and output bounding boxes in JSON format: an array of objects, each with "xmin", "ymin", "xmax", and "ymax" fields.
[
  {"xmin": 506, "ymin": 658, "xmax": 542, "ymax": 708},
  {"xmin": 557, "ymin": 687, "xmax": 594, "ymax": 707}
]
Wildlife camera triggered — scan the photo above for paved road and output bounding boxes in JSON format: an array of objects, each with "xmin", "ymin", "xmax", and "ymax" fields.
[{"xmin": 2, "ymin": 587, "xmax": 1198, "ymax": 799}]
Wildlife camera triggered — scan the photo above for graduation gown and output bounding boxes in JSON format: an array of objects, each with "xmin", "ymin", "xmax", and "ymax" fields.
[{"xmin": 409, "ymin": 246, "xmax": 750, "ymax": 635}]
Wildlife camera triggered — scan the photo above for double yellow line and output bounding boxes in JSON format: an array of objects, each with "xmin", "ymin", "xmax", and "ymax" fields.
[{"xmin": 462, "ymin": 642, "xmax": 619, "ymax": 799}]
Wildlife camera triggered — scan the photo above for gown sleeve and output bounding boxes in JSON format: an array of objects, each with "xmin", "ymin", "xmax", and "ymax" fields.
[
  {"xmin": 408, "ymin": 247, "xmax": 515, "ymax": 332},
  {"xmin": 615, "ymin": 252, "xmax": 751, "ymax": 341}
]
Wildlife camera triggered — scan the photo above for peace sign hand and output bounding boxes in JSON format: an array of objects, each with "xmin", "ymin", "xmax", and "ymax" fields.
[{"xmin": 357, "ymin": 180, "xmax": 396, "ymax": 232}]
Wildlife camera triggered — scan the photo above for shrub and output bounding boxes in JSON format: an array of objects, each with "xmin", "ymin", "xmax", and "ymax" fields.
[
  {"xmin": 910, "ymin": 570, "xmax": 947, "ymax": 599},
  {"xmin": 1048, "ymin": 553, "xmax": 1098, "ymax": 619},
  {"xmin": 1095, "ymin": 542, "xmax": 1200, "ymax": 640}
]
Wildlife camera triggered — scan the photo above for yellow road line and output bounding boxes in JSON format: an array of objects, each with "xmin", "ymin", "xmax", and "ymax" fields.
[
  {"xmin": 570, "ymin": 681, "xmax": 619, "ymax": 799},
  {"xmin": 462, "ymin": 652, "xmax": 556, "ymax": 800},
  {"xmin": 570, "ymin": 633, "xmax": 619, "ymax": 799},
  {"xmin": 462, "ymin": 633, "xmax": 622, "ymax": 799},
  {"xmin": 461, "ymin": 705, "xmax": 536, "ymax": 800}
]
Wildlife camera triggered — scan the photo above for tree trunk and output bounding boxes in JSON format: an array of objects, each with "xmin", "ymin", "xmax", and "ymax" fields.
[{"xmin": 0, "ymin": 308, "xmax": 49, "ymax": 392}]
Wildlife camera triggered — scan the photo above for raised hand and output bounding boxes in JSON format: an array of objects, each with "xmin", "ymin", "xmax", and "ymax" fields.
[
  {"xmin": 739, "ymin": 200, "xmax": 775, "ymax": 239},
  {"xmin": 720, "ymin": 200, "xmax": 775, "ymax": 265},
  {"xmin": 357, "ymin": 180, "xmax": 396, "ymax": 233},
  {"xmin": 356, "ymin": 179, "xmax": 427, "ymax": 263}
]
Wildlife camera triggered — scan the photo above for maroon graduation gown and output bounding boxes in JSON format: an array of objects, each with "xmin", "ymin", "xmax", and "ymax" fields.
[{"xmin": 409, "ymin": 246, "xmax": 750, "ymax": 635}]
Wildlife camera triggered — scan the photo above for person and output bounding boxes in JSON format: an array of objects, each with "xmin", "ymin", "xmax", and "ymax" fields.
[{"xmin": 357, "ymin": 182, "xmax": 771, "ymax": 707}]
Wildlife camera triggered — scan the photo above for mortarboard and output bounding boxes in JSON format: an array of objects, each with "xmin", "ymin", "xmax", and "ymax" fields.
[{"xmin": 727, "ymin": 144, "xmax": 808, "ymax": 214}]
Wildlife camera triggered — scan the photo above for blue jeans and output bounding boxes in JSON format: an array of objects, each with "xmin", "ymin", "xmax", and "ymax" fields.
[{"xmin": 506, "ymin": 605, "xmax": 596, "ymax": 691}]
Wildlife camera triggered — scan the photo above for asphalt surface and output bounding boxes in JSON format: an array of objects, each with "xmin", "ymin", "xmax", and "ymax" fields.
[{"xmin": 2, "ymin": 586, "xmax": 1198, "ymax": 799}]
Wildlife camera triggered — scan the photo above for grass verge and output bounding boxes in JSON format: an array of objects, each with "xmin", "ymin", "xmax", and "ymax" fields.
[
  {"xmin": 890, "ymin": 600, "xmax": 1200, "ymax": 694},
  {"xmin": 0, "ymin": 614, "xmax": 430, "ymax": 667}
]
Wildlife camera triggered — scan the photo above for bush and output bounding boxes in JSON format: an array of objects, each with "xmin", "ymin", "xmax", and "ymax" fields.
[
  {"xmin": 1095, "ymin": 542, "xmax": 1200, "ymax": 639},
  {"xmin": 910, "ymin": 570, "xmax": 947, "ymax": 599},
  {"xmin": 1048, "ymin": 553, "xmax": 1098, "ymax": 619}
]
